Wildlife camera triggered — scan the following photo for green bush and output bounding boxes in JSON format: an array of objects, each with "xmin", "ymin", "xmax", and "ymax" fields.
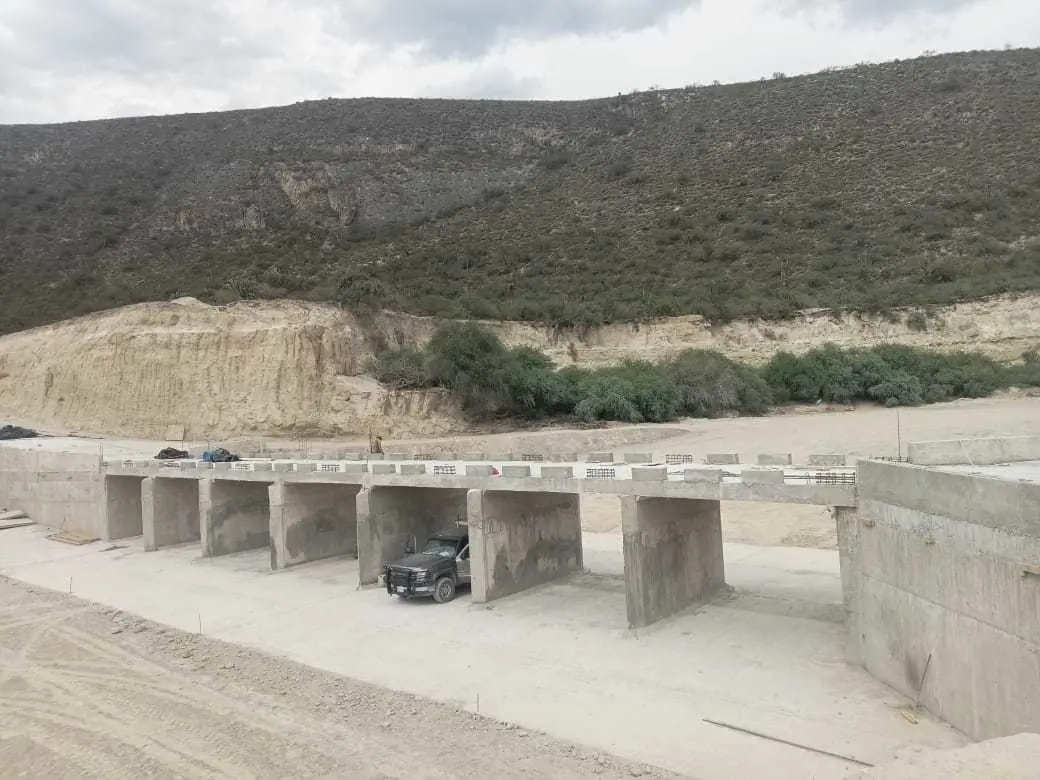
[
  {"xmin": 372, "ymin": 327, "xmax": 1040, "ymax": 423},
  {"xmin": 369, "ymin": 348, "xmax": 429, "ymax": 390},
  {"xmin": 762, "ymin": 343, "xmax": 1010, "ymax": 406},
  {"xmin": 665, "ymin": 349, "xmax": 773, "ymax": 416}
]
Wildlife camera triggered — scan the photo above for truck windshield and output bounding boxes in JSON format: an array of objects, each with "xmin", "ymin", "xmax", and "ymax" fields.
[{"xmin": 422, "ymin": 538, "xmax": 458, "ymax": 557}]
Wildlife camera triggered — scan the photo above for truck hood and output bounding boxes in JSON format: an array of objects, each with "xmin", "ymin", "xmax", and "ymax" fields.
[{"xmin": 390, "ymin": 551, "xmax": 453, "ymax": 570}]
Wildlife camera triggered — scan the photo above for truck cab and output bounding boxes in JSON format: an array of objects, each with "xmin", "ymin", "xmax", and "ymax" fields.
[{"xmin": 384, "ymin": 527, "xmax": 471, "ymax": 603}]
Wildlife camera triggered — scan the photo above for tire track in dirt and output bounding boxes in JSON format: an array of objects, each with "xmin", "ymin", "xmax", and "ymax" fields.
[{"xmin": 0, "ymin": 577, "xmax": 677, "ymax": 780}]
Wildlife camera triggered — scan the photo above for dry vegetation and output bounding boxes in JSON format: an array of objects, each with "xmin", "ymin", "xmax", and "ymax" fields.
[{"xmin": 2, "ymin": 49, "xmax": 1040, "ymax": 335}]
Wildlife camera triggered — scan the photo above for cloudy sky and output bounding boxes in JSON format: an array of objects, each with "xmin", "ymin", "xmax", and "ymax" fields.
[{"xmin": 0, "ymin": 0, "xmax": 1037, "ymax": 124}]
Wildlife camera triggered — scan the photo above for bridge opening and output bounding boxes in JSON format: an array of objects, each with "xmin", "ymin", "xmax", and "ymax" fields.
[
  {"xmin": 356, "ymin": 486, "xmax": 469, "ymax": 585},
  {"xmin": 200, "ymin": 479, "xmax": 272, "ymax": 558},
  {"xmin": 269, "ymin": 483, "xmax": 362, "ymax": 570},
  {"xmin": 104, "ymin": 475, "xmax": 145, "ymax": 541},
  {"xmin": 143, "ymin": 477, "xmax": 201, "ymax": 551}
]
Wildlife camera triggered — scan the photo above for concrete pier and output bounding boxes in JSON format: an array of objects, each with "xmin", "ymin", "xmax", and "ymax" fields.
[
  {"xmin": 356, "ymin": 486, "xmax": 468, "ymax": 585},
  {"xmin": 103, "ymin": 475, "xmax": 145, "ymax": 540},
  {"xmin": 621, "ymin": 497, "xmax": 725, "ymax": 628},
  {"xmin": 269, "ymin": 483, "xmax": 361, "ymax": 570},
  {"xmin": 142, "ymin": 477, "xmax": 200, "ymax": 551},
  {"xmin": 200, "ymin": 479, "xmax": 271, "ymax": 557},
  {"xmin": 468, "ymin": 490, "xmax": 583, "ymax": 603}
]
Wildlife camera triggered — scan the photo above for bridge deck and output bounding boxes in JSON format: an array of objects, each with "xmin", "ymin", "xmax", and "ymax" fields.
[{"xmin": 105, "ymin": 458, "xmax": 857, "ymax": 507}]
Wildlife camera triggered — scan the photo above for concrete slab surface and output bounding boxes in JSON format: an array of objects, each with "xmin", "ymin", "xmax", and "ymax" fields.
[
  {"xmin": 935, "ymin": 460, "xmax": 1040, "ymax": 485},
  {"xmin": 0, "ymin": 527, "xmax": 965, "ymax": 779}
]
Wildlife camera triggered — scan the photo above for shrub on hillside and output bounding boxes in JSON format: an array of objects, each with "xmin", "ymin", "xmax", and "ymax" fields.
[
  {"xmin": 369, "ymin": 348, "xmax": 429, "ymax": 390},
  {"xmin": 572, "ymin": 361, "xmax": 682, "ymax": 424},
  {"xmin": 665, "ymin": 349, "xmax": 773, "ymax": 416},
  {"xmin": 762, "ymin": 343, "xmax": 1009, "ymax": 406}
]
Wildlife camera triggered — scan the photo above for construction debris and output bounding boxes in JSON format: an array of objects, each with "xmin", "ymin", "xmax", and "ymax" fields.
[{"xmin": 0, "ymin": 424, "xmax": 38, "ymax": 440}]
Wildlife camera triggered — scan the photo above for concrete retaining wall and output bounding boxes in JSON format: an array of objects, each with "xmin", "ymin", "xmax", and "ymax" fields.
[
  {"xmin": 200, "ymin": 479, "xmax": 271, "ymax": 557},
  {"xmin": 621, "ymin": 496, "xmax": 724, "ymax": 628},
  {"xmin": 0, "ymin": 446, "xmax": 105, "ymax": 537},
  {"xmin": 468, "ymin": 490, "xmax": 583, "ymax": 602},
  {"xmin": 269, "ymin": 483, "xmax": 361, "ymax": 570},
  {"xmin": 142, "ymin": 477, "xmax": 200, "ymax": 551},
  {"xmin": 851, "ymin": 460, "xmax": 1040, "ymax": 740},
  {"xmin": 907, "ymin": 436, "xmax": 1040, "ymax": 466}
]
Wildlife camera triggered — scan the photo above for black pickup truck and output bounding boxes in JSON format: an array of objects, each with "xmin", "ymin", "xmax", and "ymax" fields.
[{"xmin": 384, "ymin": 527, "xmax": 471, "ymax": 603}]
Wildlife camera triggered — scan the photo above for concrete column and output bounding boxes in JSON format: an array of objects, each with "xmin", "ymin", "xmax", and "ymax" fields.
[
  {"xmin": 834, "ymin": 506, "xmax": 862, "ymax": 663},
  {"xmin": 355, "ymin": 486, "xmax": 468, "ymax": 585},
  {"xmin": 269, "ymin": 483, "xmax": 361, "ymax": 570},
  {"xmin": 621, "ymin": 496, "xmax": 724, "ymax": 628},
  {"xmin": 468, "ymin": 490, "xmax": 583, "ymax": 603},
  {"xmin": 199, "ymin": 478, "xmax": 271, "ymax": 557},
  {"xmin": 103, "ymin": 476, "xmax": 144, "ymax": 541},
  {"xmin": 142, "ymin": 477, "xmax": 200, "ymax": 551}
]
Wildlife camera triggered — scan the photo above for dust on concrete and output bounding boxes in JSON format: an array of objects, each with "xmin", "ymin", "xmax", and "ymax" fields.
[{"xmin": 0, "ymin": 576, "xmax": 675, "ymax": 780}]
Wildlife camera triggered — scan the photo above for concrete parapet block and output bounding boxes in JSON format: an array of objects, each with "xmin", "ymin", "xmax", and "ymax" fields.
[
  {"xmin": 133, "ymin": 460, "xmax": 151, "ymax": 469},
  {"xmin": 371, "ymin": 463, "xmax": 398, "ymax": 475},
  {"xmin": 519, "ymin": 453, "xmax": 545, "ymax": 463},
  {"xmin": 501, "ymin": 465, "xmax": 532, "ymax": 478},
  {"xmin": 295, "ymin": 463, "xmax": 316, "ymax": 473},
  {"xmin": 684, "ymin": 469, "xmax": 723, "ymax": 484},
  {"xmin": 197, "ymin": 461, "xmax": 214, "ymax": 470},
  {"xmin": 460, "ymin": 453, "xmax": 487, "ymax": 462},
  {"xmin": 706, "ymin": 453, "xmax": 740, "ymax": 465},
  {"xmin": 384, "ymin": 452, "xmax": 409, "ymax": 460},
  {"xmin": 340, "ymin": 452, "xmax": 364, "ymax": 461},
  {"xmin": 466, "ymin": 465, "xmax": 495, "ymax": 477},
  {"xmin": 808, "ymin": 453, "xmax": 847, "ymax": 469},
  {"xmin": 665, "ymin": 454, "xmax": 696, "ymax": 465},
  {"xmin": 757, "ymin": 453, "xmax": 793, "ymax": 466},
  {"xmin": 585, "ymin": 452, "xmax": 615, "ymax": 463},
  {"xmin": 342, "ymin": 463, "xmax": 370, "ymax": 476},
  {"xmin": 179, "ymin": 461, "xmax": 198, "ymax": 470},
  {"xmin": 273, "ymin": 462, "xmax": 293, "ymax": 472},
  {"xmin": 399, "ymin": 463, "xmax": 427, "ymax": 476},
  {"xmin": 252, "ymin": 462, "xmax": 274, "ymax": 472},
  {"xmin": 485, "ymin": 452, "xmax": 511, "ymax": 462},
  {"xmin": 541, "ymin": 466, "xmax": 574, "ymax": 480},
  {"xmin": 623, "ymin": 453, "xmax": 654, "ymax": 464},
  {"xmin": 631, "ymin": 466, "xmax": 667, "ymax": 482},
  {"xmin": 366, "ymin": 452, "xmax": 385, "ymax": 461},
  {"xmin": 742, "ymin": 468, "xmax": 785, "ymax": 485},
  {"xmin": 213, "ymin": 462, "xmax": 231, "ymax": 471}
]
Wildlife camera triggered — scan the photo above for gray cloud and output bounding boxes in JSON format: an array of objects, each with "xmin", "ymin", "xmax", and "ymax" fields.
[
  {"xmin": 3, "ymin": 0, "xmax": 275, "ymax": 81},
  {"xmin": 780, "ymin": 0, "xmax": 983, "ymax": 23},
  {"xmin": 420, "ymin": 67, "xmax": 543, "ymax": 100},
  {"xmin": 330, "ymin": 0, "xmax": 696, "ymax": 58}
]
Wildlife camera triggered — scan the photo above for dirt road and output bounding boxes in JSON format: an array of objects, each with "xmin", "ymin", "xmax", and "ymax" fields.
[{"xmin": 0, "ymin": 577, "xmax": 674, "ymax": 780}]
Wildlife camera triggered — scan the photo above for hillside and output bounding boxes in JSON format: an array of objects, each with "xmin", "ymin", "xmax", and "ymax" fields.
[
  {"xmin": 0, "ymin": 295, "xmax": 1037, "ymax": 440},
  {"xmin": 2, "ymin": 49, "xmax": 1040, "ymax": 335}
]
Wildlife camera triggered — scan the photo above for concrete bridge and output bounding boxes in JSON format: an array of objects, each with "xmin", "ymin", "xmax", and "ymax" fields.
[{"xmin": 102, "ymin": 455, "xmax": 857, "ymax": 628}]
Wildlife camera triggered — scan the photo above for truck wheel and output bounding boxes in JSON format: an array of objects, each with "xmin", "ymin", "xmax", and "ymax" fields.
[{"xmin": 433, "ymin": 577, "xmax": 456, "ymax": 603}]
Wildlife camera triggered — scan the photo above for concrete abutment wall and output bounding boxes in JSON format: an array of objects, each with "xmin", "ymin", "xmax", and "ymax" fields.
[
  {"xmin": 200, "ymin": 479, "xmax": 272, "ymax": 557},
  {"xmin": 356, "ymin": 486, "xmax": 468, "ymax": 585},
  {"xmin": 621, "ymin": 497, "xmax": 725, "ymax": 628},
  {"xmin": 849, "ymin": 460, "xmax": 1040, "ymax": 740},
  {"xmin": 269, "ymin": 483, "xmax": 361, "ymax": 570},
  {"xmin": 468, "ymin": 490, "xmax": 583, "ymax": 603},
  {"xmin": 142, "ymin": 477, "xmax": 201, "ymax": 551}
]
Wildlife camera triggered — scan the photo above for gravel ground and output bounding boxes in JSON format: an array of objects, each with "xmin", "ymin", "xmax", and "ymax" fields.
[{"xmin": 0, "ymin": 576, "xmax": 677, "ymax": 779}]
